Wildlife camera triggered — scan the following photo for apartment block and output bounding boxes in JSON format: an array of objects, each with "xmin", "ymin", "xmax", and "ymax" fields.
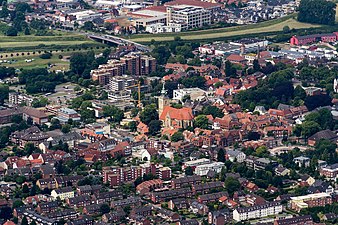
[
  {"xmin": 320, "ymin": 163, "xmax": 338, "ymax": 180},
  {"xmin": 167, "ymin": 6, "xmax": 211, "ymax": 29},
  {"xmin": 103, "ymin": 163, "xmax": 171, "ymax": 186},
  {"xmin": 91, "ymin": 53, "xmax": 156, "ymax": 85},
  {"xmin": 8, "ymin": 92, "xmax": 34, "ymax": 106},
  {"xmin": 289, "ymin": 192, "xmax": 332, "ymax": 212},
  {"xmin": 109, "ymin": 76, "xmax": 136, "ymax": 92},
  {"xmin": 233, "ymin": 201, "xmax": 282, "ymax": 221}
]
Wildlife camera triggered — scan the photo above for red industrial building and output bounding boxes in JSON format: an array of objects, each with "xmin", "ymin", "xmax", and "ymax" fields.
[{"xmin": 290, "ymin": 32, "xmax": 338, "ymax": 45}]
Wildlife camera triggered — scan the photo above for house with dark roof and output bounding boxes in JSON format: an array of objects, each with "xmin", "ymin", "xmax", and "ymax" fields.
[
  {"xmin": 274, "ymin": 215, "xmax": 313, "ymax": 225},
  {"xmin": 308, "ymin": 129, "xmax": 337, "ymax": 146}
]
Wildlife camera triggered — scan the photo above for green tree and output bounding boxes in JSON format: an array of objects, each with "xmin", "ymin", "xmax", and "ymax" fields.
[
  {"xmin": 298, "ymin": 0, "xmax": 336, "ymax": 25},
  {"xmin": 185, "ymin": 166, "xmax": 193, "ymax": 175},
  {"xmin": 61, "ymin": 124, "xmax": 71, "ymax": 133},
  {"xmin": 100, "ymin": 204, "xmax": 110, "ymax": 214},
  {"xmin": 6, "ymin": 27, "xmax": 17, "ymax": 36},
  {"xmin": 140, "ymin": 104, "xmax": 158, "ymax": 125},
  {"xmin": 148, "ymin": 120, "xmax": 162, "ymax": 136},
  {"xmin": 202, "ymin": 105, "xmax": 224, "ymax": 118},
  {"xmin": 21, "ymin": 217, "xmax": 28, "ymax": 225},
  {"xmin": 102, "ymin": 105, "xmax": 124, "ymax": 123},
  {"xmin": 224, "ymin": 176, "xmax": 240, "ymax": 196},
  {"xmin": 194, "ymin": 115, "xmax": 209, "ymax": 129},
  {"xmin": 171, "ymin": 131, "xmax": 184, "ymax": 142},
  {"xmin": 217, "ymin": 148, "xmax": 225, "ymax": 162},
  {"xmin": 282, "ymin": 25, "xmax": 290, "ymax": 33}
]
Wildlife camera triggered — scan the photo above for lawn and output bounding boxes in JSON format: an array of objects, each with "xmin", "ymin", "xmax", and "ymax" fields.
[
  {"xmin": 0, "ymin": 45, "xmax": 109, "ymax": 70},
  {"xmin": 1, "ymin": 55, "xmax": 70, "ymax": 71},
  {"xmin": 0, "ymin": 31, "xmax": 105, "ymax": 53},
  {"xmin": 129, "ymin": 17, "xmax": 322, "ymax": 42}
]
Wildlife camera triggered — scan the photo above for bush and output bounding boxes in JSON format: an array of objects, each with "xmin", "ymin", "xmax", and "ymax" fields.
[{"xmin": 40, "ymin": 52, "xmax": 52, "ymax": 59}]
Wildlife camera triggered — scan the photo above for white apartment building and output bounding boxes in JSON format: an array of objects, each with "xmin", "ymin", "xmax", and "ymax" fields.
[
  {"xmin": 9, "ymin": 92, "xmax": 34, "ymax": 106},
  {"xmin": 173, "ymin": 87, "xmax": 206, "ymax": 102},
  {"xmin": 182, "ymin": 158, "xmax": 211, "ymax": 170},
  {"xmin": 108, "ymin": 90, "xmax": 132, "ymax": 102},
  {"xmin": 167, "ymin": 6, "xmax": 211, "ymax": 29},
  {"xmin": 145, "ymin": 23, "xmax": 182, "ymax": 33},
  {"xmin": 194, "ymin": 162, "xmax": 224, "ymax": 176},
  {"xmin": 51, "ymin": 187, "xmax": 74, "ymax": 200},
  {"xmin": 109, "ymin": 76, "xmax": 135, "ymax": 92},
  {"xmin": 233, "ymin": 201, "xmax": 282, "ymax": 221}
]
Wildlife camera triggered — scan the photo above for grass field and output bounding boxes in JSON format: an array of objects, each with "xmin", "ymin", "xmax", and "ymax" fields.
[
  {"xmin": 129, "ymin": 17, "xmax": 322, "ymax": 42},
  {"xmin": 0, "ymin": 31, "xmax": 108, "ymax": 70}
]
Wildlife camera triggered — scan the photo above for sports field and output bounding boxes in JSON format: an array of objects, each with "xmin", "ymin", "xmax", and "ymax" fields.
[{"xmin": 129, "ymin": 17, "xmax": 322, "ymax": 42}]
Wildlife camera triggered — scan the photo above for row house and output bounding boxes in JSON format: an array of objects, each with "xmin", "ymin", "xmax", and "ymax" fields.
[
  {"xmin": 190, "ymin": 201, "xmax": 209, "ymax": 216},
  {"xmin": 36, "ymin": 201, "xmax": 58, "ymax": 214},
  {"xmin": 168, "ymin": 198, "xmax": 189, "ymax": 210},
  {"xmin": 136, "ymin": 179, "xmax": 163, "ymax": 195},
  {"xmin": 83, "ymin": 204, "xmax": 102, "ymax": 215},
  {"xmin": 36, "ymin": 178, "xmax": 58, "ymax": 190},
  {"xmin": 264, "ymin": 126, "xmax": 292, "ymax": 138},
  {"xmin": 48, "ymin": 209, "xmax": 78, "ymax": 221},
  {"xmin": 130, "ymin": 206, "xmax": 153, "ymax": 219},
  {"xmin": 154, "ymin": 207, "xmax": 180, "ymax": 222},
  {"xmin": 198, "ymin": 191, "xmax": 228, "ymax": 204},
  {"xmin": 150, "ymin": 188, "xmax": 193, "ymax": 203},
  {"xmin": 192, "ymin": 181, "xmax": 224, "ymax": 195},
  {"xmin": 208, "ymin": 209, "xmax": 232, "ymax": 225},
  {"xmin": 66, "ymin": 195, "xmax": 94, "ymax": 208},
  {"xmin": 55, "ymin": 175, "xmax": 84, "ymax": 188},
  {"xmin": 171, "ymin": 175, "xmax": 202, "ymax": 189},
  {"xmin": 94, "ymin": 190, "xmax": 123, "ymax": 204},
  {"xmin": 76, "ymin": 185, "xmax": 102, "ymax": 196},
  {"xmin": 111, "ymin": 196, "xmax": 142, "ymax": 208},
  {"xmin": 274, "ymin": 215, "xmax": 313, "ymax": 225},
  {"xmin": 102, "ymin": 210, "xmax": 126, "ymax": 223}
]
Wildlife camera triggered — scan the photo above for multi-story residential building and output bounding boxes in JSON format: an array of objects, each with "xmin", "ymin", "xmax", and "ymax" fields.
[
  {"xmin": 109, "ymin": 76, "xmax": 136, "ymax": 92},
  {"xmin": 182, "ymin": 158, "xmax": 211, "ymax": 170},
  {"xmin": 289, "ymin": 193, "xmax": 332, "ymax": 212},
  {"xmin": 233, "ymin": 201, "xmax": 282, "ymax": 221},
  {"xmin": 51, "ymin": 187, "xmax": 74, "ymax": 200},
  {"xmin": 103, "ymin": 163, "xmax": 171, "ymax": 186},
  {"xmin": 91, "ymin": 53, "xmax": 156, "ymax": 85},
  {"xmin": 55, "ymin": 107, "xmax": 81, "ymax": 123},
  {"xmin": 319, "ymin": 163, "xmax": 338, "ymax": 180},
  {"xmin": 10, "ymin": 126, "xmax": 49, "ymax": 148},
  {"xmin": 167, "ymin": 6, "xmax": 211, "ymax": 29},
  {"xmin": 91, "ymin": 60, "xmax": 126, "ymax": 85},
  {"xmin": 8, "ymin": 92, "xmax": 35, "ymax": 106},
  {"xmin": 173, "ymin": 87, "xmax": 207, "ymax": 102},
  {"xmin": 194, "ymin": 162, "xmax": 224, "ymax": 176}
]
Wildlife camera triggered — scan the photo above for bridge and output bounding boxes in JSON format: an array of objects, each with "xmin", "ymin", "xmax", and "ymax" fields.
[{"xmin": 87, "ymin": 34, "xmax": 150, "ymax": 52}]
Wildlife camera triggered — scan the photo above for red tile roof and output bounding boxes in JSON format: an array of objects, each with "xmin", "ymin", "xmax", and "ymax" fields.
[
  {"xmin": 160, "ymin": 106, "xmax": 194, "ymax": 121},
  {"xmin": 226, "ymin": 54, "xmax": 246, "ymax": 62}
]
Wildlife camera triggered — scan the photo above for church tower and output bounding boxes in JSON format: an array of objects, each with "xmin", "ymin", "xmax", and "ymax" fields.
[{"xmin": 158, "ymin": 83, "xmax": 170, "ymax": 116}]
